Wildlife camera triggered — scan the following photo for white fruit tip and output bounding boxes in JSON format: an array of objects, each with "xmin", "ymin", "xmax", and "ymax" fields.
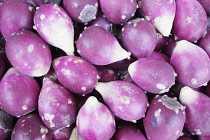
[
  {"xmin": 69, "ymin": 127, "xmax": 82, "ymax": 140},
  {"xmin": 174, "ymin": 40, "xmax": 196, "ymax": 52},
  {"xmin": 110, "ymin": 41, "xmax": 131, "ymax": 63},
  {"xmin": 128, "ymin": 61, "xmax": 137, "ymax": 77},
  {"xmin": 179, "ymin": 86, "xmax": 198, "ymax": 104},
  {"xmin": 153, "ymin": 15, "xmax": 174, "ymax": 37},
  {"xmin": 86, "ymin": 96, "xmax": 99, "ymax": 106},
  {"xmin": 95, "ymin": 82, "xmax": 102, "ymax": 88}
]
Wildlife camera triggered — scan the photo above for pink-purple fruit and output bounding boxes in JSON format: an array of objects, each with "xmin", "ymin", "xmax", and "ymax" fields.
[
  {"xmin": 143, "ymin": 95, "xmax": 186, "ymax": 140},
  {"xmin": 0, "ymin": 0, "xmax": 35, "ymax": 39},
  {"xmin": 170, "ymin": 40, "xmax": 210, "ymax": 88},
  {"xmin": 99, "ymin": 0, "xmax": 137, "ymax": 24},
  {"xmin": 53, "ymin": 55, "xmax": 98, "ymax": 95},
  {"xmin": 11, "ymin": 113, "xmax": 53, "ymax": 140},
  {"xmin": 198, "ymin": 30, "xmax": 210, "ymax": 57},
  {"xmin": 128, "ymin": 57, "xmax": 176, "ymax": 94},
  {"xmin": 121, "ymin": 18, "xmax": 157, "ymax": 58},
  {"xmin": 113, "ymin": 124, "xmax": 147, "ymax": 140},
  {"xmin": 38, "ymin": 78, "xmax": 77, "ymax": 130},
  {"xmin": 5, "ymin": 30, "xmax": 52, "ymax": 77},
  {"xmin": 179, "ymin": 86, "xmax": 210, "ymax": 136},
  {"xmin": 76, "ymin": 26, "xmax": 130, "ymax": 65},
  {"xmin": 139, "ymin": 0, "xmax": 176, "ymax": 36},
  {"xmin": 63, "ymin": 0, "xmax": 99, "ymax": 23},
  {"xmin": 96, "ymin": 66, "xmax": 118, "ymax": 82},
  {"xmin": 0, "ymin": 68, "xmax": 40, "ymax": 117},
  {"xmin": 76, "ymin": 96, "xmax": 115, "ymax": 140},
  {"xmin": 95, "ymin": 81, "xmax": 148, "ymax": 121},
  {"xmin": 172, "ymin": 0, "xmax": 207, "ymax": 42},
  {"xmin": 34, "ymin": 4, "xmax": 74, "ymax": 55}
]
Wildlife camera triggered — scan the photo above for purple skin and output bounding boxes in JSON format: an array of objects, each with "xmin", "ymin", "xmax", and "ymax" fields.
[
  {"xmin": 0, "ymin": 109, "xmax": 15, "ymax": 140},
  {"xmin": 198, "ymin": 135, "xmax": 210, "ymax": 140},
  {"xmin": 162, "ymin": 36, "xmax": 177, "ymax": 57},
  {"xmin": 108, "ymin": 56, "xmax": 137, "ymax": 71},
  {"xmin": 76, "ymin": 26, "xmax": 130, "ymax": 65},
  {"xmin": 33, "ymin": 0, "xmax": 61, "ymax": 6},
  {"xmin": 121, "ymin": 18, "xmax": 157, "ymax": 58},
  {"xmin": 0, "ymin": 68, "xmax": 40, "ymax": 117},
  {"xmin": 53, "ymin": 55, "xmax": 98, "ymax": 95},
  {"xmin": 32, "ymin": 0, "xmax": 44, "ymax": 6},
  {"xmin": 172, "ymin": 0, "xmax": 207, "ymax": 42},
  {"xmin": 99, "ymin": 0, "xmax": 137, "ymax": 24},
  {"xmin": 11, "ymin": 113, "xmax": 53, "ymax": 140},
  {"xmin": 179, "ymin": 86, "xmax": 210, "ymax": 136},
  {"xmin": 197, "ymin": 0, "xmax": 210, "ymax": 16},
  {"xmin": 0, "ymin": 56, "xmax": 5, "ymax": 79},
  {"xmin": 177, "ymin": 137, "xmax": 193, "ymax": 140},
  {"xmin": 0, "ymin": 0, "xmax": 35, "ymax": 39},
  {"xmin": 76, "ymin": 96, "xmax": 116, "ymax": 140},
  {"xmin": 5, "ymin": 30, "xmax": 52, "ymax": 77},
  {"xmin": 20, "ymin": 0, "xmax": 37, "ymax": 7},
  {"xmin": 63, "ymin": 0, "xmax": 98, "ymax": 23},
  {"xmin": 154, "ymin": 31, "xmax": 168, "ymax": 51},
  {"xmin": 170, "ymin": 40, "xmax": 210, "ymax": 88},
  {"xmin": 113, "ymin": 124, "xmax": 147, "ymax": 140},
  {"xmin": 96, "ymin": 66, "xmax": 118, "ymax": 82},
  {"xmin": 198, "ymin": 30, "xmax": 210, "ymax": 57},
  {"xmin": 150, "ymin": 51, "xmax": 170, "ymax": 63},
  {"xmin": 144, "ymin": 95, "xmax": 186, "ymax": 140},
  {"xmin": 139, "ymin": 0, "xmax": 176, "ymax": 36},
  {"xmin": 128, "ymin": 57, "xmax": 176, "ymax": 94},
  {"xmin": 88, "ymin": 13, "xmax": 112, "ymax": 32},
  {"xmin": 53, "ymin": 125, "xmax": 74, "ymax": 140},
  {"xmin": 34, "ymin": 4, "xmax": 74, "ymax": 55},
  {"xmin": 38, "ymin": 78, "xmax": 77, "ymax": 130},
  {"xmin": 95, "ymin": 81, "xmax": 148, "ymax": 121}
]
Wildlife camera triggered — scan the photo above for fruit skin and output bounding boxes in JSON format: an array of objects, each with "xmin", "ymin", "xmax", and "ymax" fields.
[
  {"xmin": 63, "ymin": 0, "xmax": 99, "ymax": 23},
  {"xmin": 121, "ymin": 18, "xmax": 157, "ymax": 58},
  {"xmin": 170, "ymin": 40, "xmax": 210, "ymax": 88},
  {"xmin": 11, "ymin": 113, "xmax": 53, "ymax": 140},
  {"xmin": 76, "ymin": 96, "xmax": 116, "ymax": 140},
  {"xmin": 76, "ymin": 26, "xmax": 130, "ymax": 65},
  {"xmin": 138, "ymin": 0, "xmax": 176, "ymax": 36},
  {"xmin": 38, "ymin": 78, "xmax": 77, "ymax": 130},
  {"xmin": 0, "ymin": 0, "xmax": 35, "ymax": 39},
  {"xmin": 34, "ymin": 4, "xmax": 74, "ymax": 55},
  {"xmin": 96, "ymin": 66, "xmax": 118, "ymax": 82},
  {"xmin": 196, "ymin": 0, "xmax": 210, "ymax": 16},
  {"xmin": 172, "ymin": 0, "xmax": 207, "ymax": 42},
  {"xmin": 128, "ymin": 57, "xmax": 176, "ymax": 94},
  {"xmin": 5, "ymin": 30, "xmax": 52, "ymax": 77},
  {"xmin": 198, "ymin": 30, "xmax": 210, "ymax": 58},
  {"xmin": 53, "ymin": 55, "xmax": 98, "ymax": 95},
  {"xmin": 150, "ymin": 51, "xmax": 170, "ymax": 63},
  {"xmin": 99, "ymin": 0, "xmax": 137, "ymax": 24},
  {"xmin": 143, "ymin": 95, "xmax": 186, "ymax": 140},
  {"xmin": 198, "ymin": 135, "xmax": 210, "ymax": 140},
  {"xmin": 0, "ymin": 68, "xmax": 40, "ymax": 117},
  {"xmin": 53, "ymin": 126, "xmax": 74, "ymax": 140},
  {"xmin": 88, "ymin": 13, "xmax": 112, "ymax": 32},
  {"xmin": 95, "ymin": 81, "xmax": 148, "ymax": 121},
  {"xmin": 113, "ymin": 124, "xmax": 147, "ymax": 140},
  {"xmin": 179, "ymin": 86, "xmax": 210, "ymax": 136}
]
